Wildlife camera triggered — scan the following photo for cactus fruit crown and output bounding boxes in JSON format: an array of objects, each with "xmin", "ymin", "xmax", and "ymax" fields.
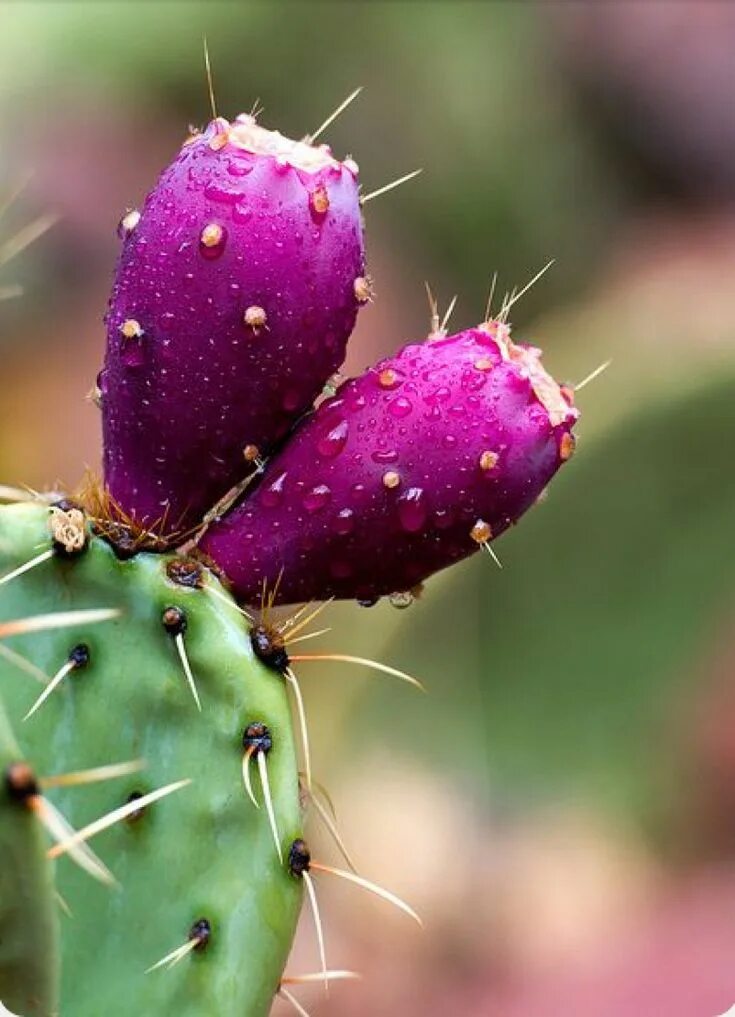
[{"xmin": 1, "ymin": 95, "xmax": 580, "ymax": 1017}]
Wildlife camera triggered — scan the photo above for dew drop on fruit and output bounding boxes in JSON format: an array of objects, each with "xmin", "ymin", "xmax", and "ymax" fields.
[
  {"xmin": 371, "ymin": 449, "xmax": 399, "ymax": 465},
  {"xmin": 261, "ymin": 471, "xmax": 287, "ymax": 508},
  {"xmin": 303, "ymin": 484, "xmax": 331, "ymax": 512},
  {"xmin": 317, "ymin": 419, "xmax": 349, "ymax": 458},
  {"xmin": 332, "ymin": 508, "xmax": 355, "ymax": 535},
  {"xmin": 397, "ymin": 487, "xmax": 427, "ymax": 532},
  {"xmin": 389, "ymin": 396, "xmax": 413, "ymax": 419}
]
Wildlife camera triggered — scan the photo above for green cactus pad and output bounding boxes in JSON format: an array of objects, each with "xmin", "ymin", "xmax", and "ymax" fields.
[
  {"xmin": 0, "ymin": 694, "xmax": 59, "ymax": 1017},
  {"xmin": 0, "ymin": 501, "xmax": 303, "ymax": 1017}
]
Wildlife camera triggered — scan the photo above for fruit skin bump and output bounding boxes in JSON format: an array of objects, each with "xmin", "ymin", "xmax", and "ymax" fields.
[
  {"xmin": 102, "ymin": 113, "xmax": 365, "ymax": 536},
  {"xmin": 200, "ymin": 322, "xmax": 579, "ymax": 604},
  {"xmin": 0, "ymin": 500, "xmax": 303, "ymax": 1017}
]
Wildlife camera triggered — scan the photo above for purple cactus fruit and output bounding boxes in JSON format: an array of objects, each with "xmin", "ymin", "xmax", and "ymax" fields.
[
  {"xmin": 200, "ymin": 321, "xmax": 579, "ymax": 604},
  {"xmin": 101, "ymin": 113, "xmax": 366, "ymax": 534}
]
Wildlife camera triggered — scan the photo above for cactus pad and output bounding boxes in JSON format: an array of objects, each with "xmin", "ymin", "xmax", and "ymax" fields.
[
  {"xmin": 0, "ymin": 696, "xmax": 58, "ymax": 1017},
  {"xmin": 0, "ymin": 501, "xmax": 303, "ymax": 1017}
]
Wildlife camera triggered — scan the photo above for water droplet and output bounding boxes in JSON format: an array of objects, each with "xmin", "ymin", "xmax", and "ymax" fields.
[
  {"xmin": 462, "ymin": 367, "xmax": 488, "ymax": 392},
  {"xmin": 317, "ymin": 419, "xmax": 349, "ymax": 458},
  {"xmin": 397, "ymin": 487, "xmax": 427, "ymax": 532},
  {"xmin": 434, "ymin": 508, "xmax": 455, "ymax": 530},
  {"xmin": 332, "ymin": 508, "xmax": 355, "ymax": 535},
  {"xmin": 389, "ymin": 396, "xmax": 413, "ymax": 419},
  {"xmin": 389, "ymin": 591, "xmax": 414, "ymax": 610},
  {"xmin": 261, "ymin": 471, "xmax": 287, "ymax": 508},
  {"xmin": 204, "ymin": 181, "xmax": 242, "ymax": 205},
  {"xmin": 371, "ymin": 449, "xmax": 399, "ymax": 465},
  {"xmin": 233, "ymin": 202, "xmax": 252, "ymax": 224},
  {"xmin": 303, "ymin": 484, "xmax": 331, "ymax": 512},
  {"xmin": 227, "ymin": 161, "xmax": 253, "ymax": 178}
]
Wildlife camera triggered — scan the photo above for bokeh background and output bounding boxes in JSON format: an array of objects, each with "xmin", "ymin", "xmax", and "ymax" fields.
[{"xmin": 2, "ymin": 2, "xmax": 735, "ymax": 1014}]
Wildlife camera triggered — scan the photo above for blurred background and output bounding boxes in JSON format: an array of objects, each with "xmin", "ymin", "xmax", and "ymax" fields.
[{"xmin": 1, "ymin": 2, "xmax": 735, "ymax": 1014}]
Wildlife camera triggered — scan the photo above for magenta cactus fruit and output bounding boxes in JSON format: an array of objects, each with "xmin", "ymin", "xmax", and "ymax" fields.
[
  {"xmin": 102, "ymin": 114, "xmax": 365, "ymax": 535},
  {"xmin": 200, "ymin": 321, "xmax": 579, "ymax": 604}
]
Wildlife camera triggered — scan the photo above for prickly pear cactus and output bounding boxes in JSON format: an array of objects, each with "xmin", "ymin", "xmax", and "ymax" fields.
[
  {"xmin": 0, "ymin": 500, "xmax": 302, "ymax": 1017},
  {"xmin": 0, "ymin": 101, "xmax": 583, "ymax": 1017}
]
